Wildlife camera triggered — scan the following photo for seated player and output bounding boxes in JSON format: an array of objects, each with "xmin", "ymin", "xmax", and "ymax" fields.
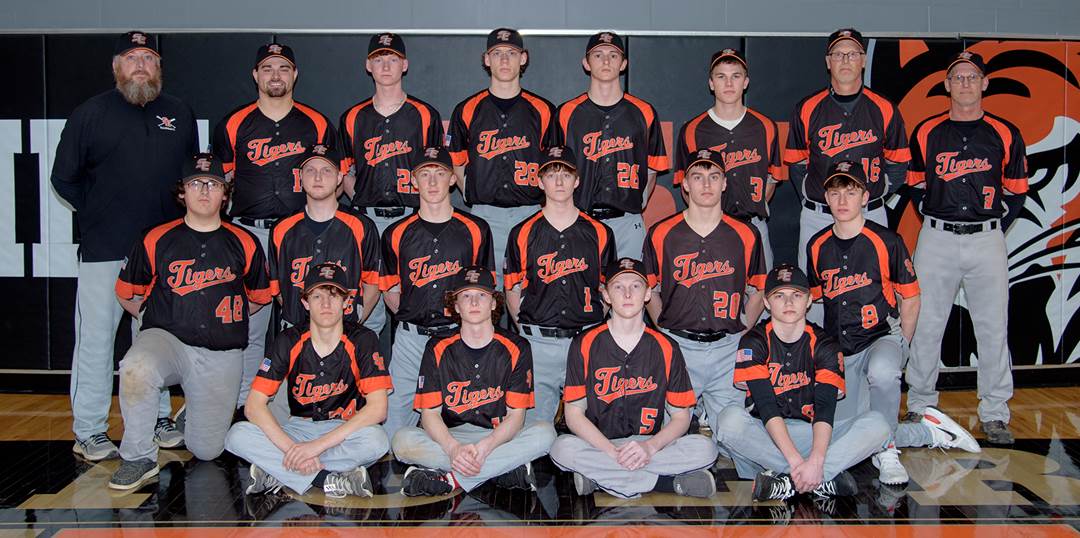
[
  {"xmin": 109, "ymin": 153, "xmax": 272, "ymax": 490},
  {"xmin": 505, "ymin": 145, "xmax": 616, "ymax": 422},
  {"xmin": 392, "ymin": 266, "xmax": 556, "ymax": 496},
  {"xmin": 549, "ymin": 258, "xmax": 719, "ymax": 499},
  {"xmin": 225, "ymin": 262, "xmax": 392, "ymax": 499}
]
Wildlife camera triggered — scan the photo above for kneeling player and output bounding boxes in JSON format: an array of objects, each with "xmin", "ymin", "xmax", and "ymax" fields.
[
  {"xmin": 716, "ymin": 264, "xmax": 889, "ymax": 501},
  {"xmin": 109, "ymin": 154, "xmax": 272, "ymax": 490},
  {"xmin": 392, "ymin": 266, "xmax": 556, "ymax": 496},
  {"xmin": 549, "ymin": 258, "xmax": 718, "ymax": 499},
  {"xmin": 226, "ymin": 263, "xmax": 392, "ymax": 499}
]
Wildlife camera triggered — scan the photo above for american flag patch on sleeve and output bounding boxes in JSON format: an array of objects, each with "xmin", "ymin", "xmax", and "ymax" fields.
[
  {"xmin": 259, "ymin": 358, "xmax": 273, "ymax": 372},
  {"xmin": 736, "ymin": 348, "xmax": 753, "ymax": 363}
]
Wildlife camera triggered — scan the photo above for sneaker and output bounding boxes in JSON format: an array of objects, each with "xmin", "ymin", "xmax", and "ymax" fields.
[
  {"xmin": 871, "ymin": 445, "xmax": 909, "ymax": 485},
  {"xmin": 767, "ymin": 503, "xmax": 794, "ymax": 523},
  {"xmin": 673, "ymin": 469, "xmax": 716, "ymax": 498},
  {"xmin": 813, "ymin": 495, "xmax": 838, "ymax": 515},
  {"xmin": 154, "ymin": 417, "xmax": 184, "ymax": 449},
  {"xmin": 246, "ymin": 464, "xmax": 283, "ymax": 495},
  {"xmin": 752, "ymin": 470, "xmax": 795, "ymax": 501},
  {"xmin": 876, "ymin": 483, "xmax": 907, "ymax": 515},
  {"xmin": 400, "ymin": 466, "xmax": 454, "ymax": 497},
  {"xmin": 981, "ymin": 420, "xmax": 1015, "ymax": 445},
  {"xmin": 923, "ymin": 407, "xmax": 981, "ymax": 453},
  {"xmin": 173, "ymin": 404, "xmax": 186, "ymax": 434},
  {"xmin": 324, "ymin": 467, "xmax": 373, "ymax": 498},
  {"xmin": 901, "ymin": 411, "xmax": 922, "ymax": 424},
  {"xmin": 72, "ymin": 433, "xmax": 119, "ymax": 462},
  {"xmin": 108, "ymin": 458, "xmax": 159, "ymax": 490},
  {"xmin": 573, "ymin": 472, "xmax": 598, "ymax": 496},
  {"xmin": 811, "ymin": 471, "xmax": 857, "ymax": 498},
  {"xmin": 493, "ymin": 462, "xmax": 537, "ymax": 491},
  {"xmin": 244, "ymin": 489, "xmax": 291, "ymax": 519}
]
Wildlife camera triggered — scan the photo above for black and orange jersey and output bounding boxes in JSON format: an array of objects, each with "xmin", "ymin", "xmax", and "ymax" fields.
[
  {"xmin": 907, "ymin": 111, "xmax": 1028, "ymax": 222},
  {"xmin": 339, "ymin": 96, "xmax": 444, "ymax": 209},
  {"xmin": 555, "ymin": 93, "xmax": 670, "ymax": 213},
  {"xmin": 115, "ymin": 219, "xmax": 271, "ymax": 350},
  {"xmin": 733, "ymin": 321, "xmax": 845, "ymax": 423},
  {"xmin": 379, "ymin": 211, "xmax": 495, "ymax": 326},
  {"xmin": 212, "ymin": 101, "xmax": 336, "ymax": 220},
  {"xmin": 504, "ymin": 211, "xmax": 615, "ymax": 329},
  {"xmin": 414, "ymin": 328, "xmax": 534, "ymax": 429},
  {"xmin": 673, "ymin": 107, "xmax": 782, "ymax": 220},
  {"xmin": 564, "ymin": 324, "xmax": 695, "ymax": 439},
  {"xmin": 806, "ymin": 221, "xmax": 919, "ymax": 355},
  {"xmin": 784, "ymin": 87, "xmax": 909, "ymax": 203},
  {"xmin": 268, "ymin": 208, "xmax": 381, "ymax": 326},
  {"xmin": 252, "ymin": 322, "xmax": 391, "ymax": 421},
  {"xmin": 448, "ymin": 89, "xmax": 558, "ymax": 207},
  {"xmin": 643, "ymin": 213, "xmax": 767, "ymax": 334}
]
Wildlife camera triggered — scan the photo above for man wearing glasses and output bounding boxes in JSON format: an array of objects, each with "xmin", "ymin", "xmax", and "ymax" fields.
[
  {"xmin": 904, "ymin": 51, "xmax": 1028, "ymax": 445},
  {"xmin": 785, "ymin": 28, "xmax": 910, "ymax": 271}
]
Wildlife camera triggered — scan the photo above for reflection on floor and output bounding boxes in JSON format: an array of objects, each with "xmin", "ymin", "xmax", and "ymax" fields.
[{"xmin": 1, "ymin": 388, "xmax": 1080, "ymax": 536}]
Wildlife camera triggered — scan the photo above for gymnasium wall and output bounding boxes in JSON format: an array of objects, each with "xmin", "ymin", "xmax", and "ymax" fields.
[{"xmin": 0, "ymin": 32, "xmax": 1076, "ymax": 380}]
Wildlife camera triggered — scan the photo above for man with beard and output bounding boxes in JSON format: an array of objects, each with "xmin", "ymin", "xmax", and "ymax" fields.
[
  {"xmin": 52, "ymin": 31, "xmax": 197, "ymax": 462},
  {"xmin": 213, "ymin": 42, "xmax": 337, "ymax": 415}
]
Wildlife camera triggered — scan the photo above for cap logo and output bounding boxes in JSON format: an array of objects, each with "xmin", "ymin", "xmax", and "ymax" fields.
[
  {"xmin": 959, "ymin": 51, "xmax": 973, "ymax": 60},
  {"xmin": 268, "ymin": 43, "xmax": 282, "ymax": 54},
  {"xmin": 836, "ymin": 161, "xmax": 853, "ymax": 172},
  {"xmin": 599, "ymin": 33, "xmax": 614, "ymax": 43},
  {"xmin": 465, "ymin": 269, "xmax": 481, "ymax": 283},
  {"xmin": 497, "ymin": 30, "xmax": 512, "ymax": 41},
  {"xmin": 313, "ymin": 144, "xmax": 328, "ymax": 155},
  {"xmin": 778, "ymin": 268, "xmax": 792, "ymax": 282},
  {"xmin": 619, "ymin": 258, "xmax": 635, "ymax": 269},
  {"xmin": 131, "ymin": 33, "xmax": 147, "ymax": 45},
  {"xmin": 721, "ymin": 48, "xmax": 736, "ymax": 55},
  {"xmin": 697, "ymin": 149, "xmax": 712, "ymax": 160},
  {"xmin": 379, "ymin": 34, "xmax": 394, "ymax": 46},
  {"xmin": 425, "ymin": 147, "xmax": 440, "ymax": 159},
  {"xmin": 548, "ymin": 147, "xmax": 563, "ymax": 158},
  {"xmin": 839, "ymin": 30, "xmax": 852, "ymax": 37},
  {"xmin": 195, "ymin": 157, "xmax": 211, "ymax": 172},
  {"xmin": 319, "ymin": 266, "xmax": 336, "ymax": 279}
]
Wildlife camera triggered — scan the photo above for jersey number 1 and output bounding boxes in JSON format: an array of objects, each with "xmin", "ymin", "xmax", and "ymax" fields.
[{"xmin": 215, "ymin": 295, "xmax": 244, "ymax": 324}]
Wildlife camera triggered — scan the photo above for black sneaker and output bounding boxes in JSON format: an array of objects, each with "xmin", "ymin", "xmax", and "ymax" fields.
[
  {"xmin": 244, "ymin": 489, "xmax": 291, "ymax": 519},
  {"xmin": 812, "ymin": 471, "xmax": 858, "ymax": 498},
  {"xmin": 673, "ymin": 469, "xmax": 717, "ymax": 498},
  {"xmin": 981, "ymin": 420, "xmax": 1015, "ymax": 445},
  {"xmin": 901, "ymin": 411, "xmax": 922, "ymax": 424},
  {"xmin": 401, "ymin": 466, "xmax": 454, "ymax": 497},
  {"xmin": 108, "ymin": 458, "xmax": 159, "ymax": 491},
  {"xmin": 752, "ymin": 470, "xmax": 795, "ymax": 501},
  {"xmin": 493, "ymin": 462, "xmax": 536, "ymax": 491}
]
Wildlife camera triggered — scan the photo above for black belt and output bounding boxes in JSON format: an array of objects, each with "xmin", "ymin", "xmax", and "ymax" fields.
[
  {"xmin": 803, "ymin": 197, "xmax": 884, "ymax": 214},
  {"xmin": 668, "ymin": 328, "xmax": 731, "ymax": 343},
  {"xmin": 399, "ymin": 321, "xmax": 458, "ymax": 337},
  {"xmin": 236, "ymin": 217, "xmax": 275, "ymax": 229},
  {"xmin": 365, "ymin": 206, "xmax": 407, "ymax": 218},
  {"xmin": 589, "ymin": 207, "xmax": 626, "ymax": 220},
  {"xmin": 519, "ymin": 324, "xmax": 581, "ymax": 339},
  {"xmin": 928, "ymin": 218, "xmax": 999, "ymax": 235}
]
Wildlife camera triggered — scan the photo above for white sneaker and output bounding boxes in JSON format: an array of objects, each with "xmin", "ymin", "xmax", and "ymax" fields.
[
  {"xmin": 871, "ymin": 445, "xmax": 909, "ymax": 485},
  {"xmin": 923, "ymin": 407, "xmax": 982, "ymax": 453}
]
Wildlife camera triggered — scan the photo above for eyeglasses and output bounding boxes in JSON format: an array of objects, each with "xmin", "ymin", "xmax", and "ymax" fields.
[
  {"xmin": 947, "ymin": 73, "xmax": 983, "ymax": 84},
  {"xmin": 828, "ymin": 51, "xmax": 865, "ymax": 62},
  {"xmin": 185, "ymin": 179, "xmax": 224, "ymax": 192}
]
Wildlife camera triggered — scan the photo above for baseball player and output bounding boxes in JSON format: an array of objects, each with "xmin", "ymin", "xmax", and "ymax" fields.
[
  {"xmin": 555, "ymin": 31, "xmax": 670, "ymax": 259},
  {"xmin": 717, "ymin": 264, "xmax": 889, "ymax": 501},
  {"xmin": 549, "ymin": 258, "xmax": 719, "ymax": 499},
  {"xmin": 392, "ymin": 266, "xmax": 556, "ymax": 495},
  {"xmin": 449, "ymin": 28, "xmax": 558, "ymax": 286},
  {"xmin": 226, "ymin": 262, "xmax": 392, "ymax": 499},
  {"xmin": 785, "ymin": 28, "xmax": 910, "ymax": 270},
  {"xmin": 212, "ymin": 42, "xmax": 337, "ymax": 411},
  {"xmin": 905, "ymin": 51, "xmax": 1029, "ymax": 445},
  {"xmin": 674, "ymin": 48, "xmax": 783, "ymax": 267},
  {"xmin": 51, "ymin": 31, "xmax": 195, "ymax": 461},
  {"xmin": 643, "ymin": 149, "xmax": 767, "ymax": 434},
  {"xmin": 807, "ymin": 161, "xmax": 981, "ymax": 486},
  {"xmin": 108, "ymin": 153, "xmax": 271, "ymax": 490},
  {"xmin": 267, "ymin": 142, "xmax": 381, "ymax": 330},
  {"xmin": 504, "ymin": 145, "xmax": 616, "ymax": 422},
  {"xmin": 380, "ymin": 147, "xmax": 496, "ymax": 442}
]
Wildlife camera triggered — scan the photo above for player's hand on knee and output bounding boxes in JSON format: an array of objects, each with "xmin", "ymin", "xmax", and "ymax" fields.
[
  {"xmin": 284, "ymin": 440, "xmax": 325, "ymax": 472},
  {"xmin": 616, "ymin": 441, "xmax": 651, "ymax": 470},
  {"xmin": 473, "ymin": 437, "xmax": 495, "ymax": 468},
  {"xmin": 451, "ymin": 444, "xmax": 481, "ymax": 476},
  {"xmin": 297, "ymin": 456, "xmax": 322, "ymax": 475}
]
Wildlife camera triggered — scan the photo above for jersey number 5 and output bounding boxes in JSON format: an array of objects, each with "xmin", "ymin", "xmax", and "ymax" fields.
[
  {"xmin": 639, "ymin": 407, "xmax": 657, "ymax": 434},
  {"xmin": 215, "ymin": 295, "xmax": 244, "ymax": 324}
]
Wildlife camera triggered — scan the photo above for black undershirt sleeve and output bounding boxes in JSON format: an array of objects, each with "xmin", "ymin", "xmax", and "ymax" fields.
[
  {"xmin": 747, "ymin": 378, "xmax": 782, "ymax": 425},
  {"xmin": 1003, "ymin": 193, "xmax": 1026, "ymax": 231},
  {"xmin": 813, "ymin": 383, "xmax": 839, "ymax": 426}
]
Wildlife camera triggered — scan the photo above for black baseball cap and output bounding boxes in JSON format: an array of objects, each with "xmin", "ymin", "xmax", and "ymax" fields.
[
  {"xmin": 683, "ymin": 148, "xmax": 726, "ymax": 174},
  {"xmin": 709, "ymin": 48, "xmax": 747, "ymax": 71},
  {"xmin": 765, "ymin": 264, "xmax": 810, "ymax": 296},
  {"xmin": 602, "ymin": 257, "xmax": 648, "ymax": 285},
  {"xmin": 827, "ymin": 28, "xmax": 865, "ymax": 53},
  {"xmin": 115, "ymin": 31, "xmax": 158, "ymax": 57},
  {"xmin": 369, "ymin": 32, "xmax": 406, "ymax": 59},
  {"xmin": 303, "ymin": 262, "xmax": 350, "ymax": 297},
  {"xmin": 487, "ymin": 28, "xmax": 524, "ymax": 52},
  {"xmin": 538, "ymin": 145, "xmax": 577, "ymax": 174},
  {"xmin": 181, "ymin": 153, "xmax": 227, "ymax": 184},
  {"xmin": 452, "ymin": 265, "xmax": 497, "ymax": 295},
  {"xmin": 412, "ymin": 146, "xmax": 454, "ymax": 173},
  {"xmin": 255, "ymin": 42, "xmax": 296, "ymax": 68},
  {"xmin": 586, "ymin": 31, "xmax": 626, "ymax": 57},
  {"xmin": 823, "ymin": 160, "xmax": 867, "ymax": 190},
  {"xmin": 947, "ymin": 50, "xmax": 986, "ymax": 75},
  {"xmin": 297, "ymin": 143, "xmax": 341, "ymax": 170}
]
